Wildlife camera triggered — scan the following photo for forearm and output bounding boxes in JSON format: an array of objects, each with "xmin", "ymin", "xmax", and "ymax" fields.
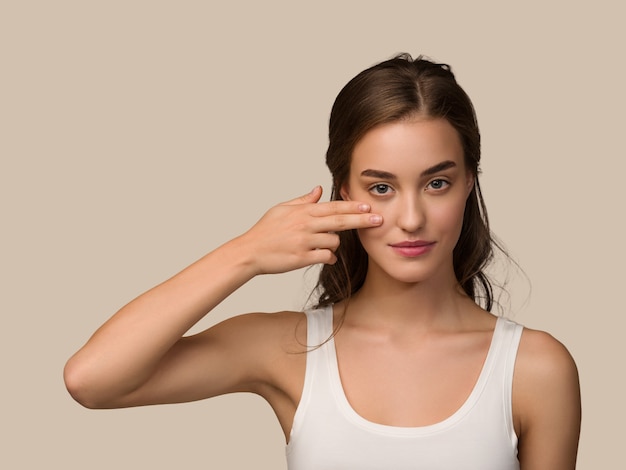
[{"xmin": 64, "ymin": 235, "xmax": 258, "ymax": 406}]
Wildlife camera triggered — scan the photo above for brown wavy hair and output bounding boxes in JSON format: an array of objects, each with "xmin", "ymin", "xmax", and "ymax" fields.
[{"xmin": 313, "ymin": 53, "xmax": 502, "ymax": 312}]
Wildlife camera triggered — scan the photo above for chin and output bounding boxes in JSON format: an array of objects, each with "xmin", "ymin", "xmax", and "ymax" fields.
[
  {"xmin": 367, "ymin": 254, "xmax": 457, "ymax": 287},
  {"xmin": 370, "ymin": 264, "xmax": 438, "ymax": 286}
]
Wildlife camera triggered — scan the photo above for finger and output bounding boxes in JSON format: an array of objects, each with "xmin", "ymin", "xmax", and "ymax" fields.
[
  {"xmin": 303, "ymin": 248, "xmax": 337, "ymax": 266},
  {"xmin": 308, "ymin": 232, "xmax": 341, "ymax": 252},
  {"xmin": 308, "ymin": 199, "xmax": 372, "ymax": 217},
  {"xmin": 281, "ymin": 185, "xmax": 323, "ymax": 206},
  {"xmin": 311, "ymin": 213, "xmax": 383, "ymax": 233}
]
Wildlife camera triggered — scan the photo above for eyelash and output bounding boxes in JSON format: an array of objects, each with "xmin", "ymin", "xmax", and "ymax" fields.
[
  {"xmin": 427, "ymin": 179, "xmax": 450, "ymax": 191},
  {"xmin": 367, "ymin": 179, "xmax": 450, "ymax": 196},
  {"xmin": 368, "ymin": 183, "xmax": 394, "ymax": 195}
]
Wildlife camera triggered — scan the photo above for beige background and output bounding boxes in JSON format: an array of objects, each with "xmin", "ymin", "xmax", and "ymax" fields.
[{"xmin": 2, "ymin": 1, "xmax": 623, "ymax": 468}]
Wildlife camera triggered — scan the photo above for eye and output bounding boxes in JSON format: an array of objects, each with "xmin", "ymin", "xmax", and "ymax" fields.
[
  {"xmin": 369, "ymin": 183, "xmax": 393, "ymax": 195},
  {"xmin": 427, "ymin": 179, "xmax": 450, "ymax": 191}
]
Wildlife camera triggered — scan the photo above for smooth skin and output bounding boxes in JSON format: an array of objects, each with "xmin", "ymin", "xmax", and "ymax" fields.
[{"xmin": 64, "ymin": 118, "xmax": 580, "ymax": 469}]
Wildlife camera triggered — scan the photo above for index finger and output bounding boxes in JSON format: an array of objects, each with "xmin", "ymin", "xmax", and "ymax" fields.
[
  {"xmin": 311, "ymin": 211, "xmax": 383, "ymax": 233},
  {"xmin": 281, "ymin": 186, "xmax": 323, "ymax": 206}
]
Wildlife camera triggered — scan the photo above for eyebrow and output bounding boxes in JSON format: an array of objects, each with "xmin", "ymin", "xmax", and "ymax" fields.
[{"xmin": 360, "ymin": 160, "xmax": 457, "ymax": 180}]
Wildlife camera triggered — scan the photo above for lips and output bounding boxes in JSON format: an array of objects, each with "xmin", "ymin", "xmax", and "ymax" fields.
[
  {"xmin": 391, "ymin": 240, "xmax": 435, "ymax": 248},
  {"xmin": 389, "ymin": 240, "xmax": 436, "ymax": 257}
]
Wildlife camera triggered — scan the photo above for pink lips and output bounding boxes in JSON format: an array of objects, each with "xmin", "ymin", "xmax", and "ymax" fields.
[{"xmin": 390, "ymin": 240, "xmax": 436, "ymax": 257}]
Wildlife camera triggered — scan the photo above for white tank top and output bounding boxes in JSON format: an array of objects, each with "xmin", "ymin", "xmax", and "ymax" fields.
[{"xmin": 286, "ymin": 305, "xmax": 523, "ymax": 470}]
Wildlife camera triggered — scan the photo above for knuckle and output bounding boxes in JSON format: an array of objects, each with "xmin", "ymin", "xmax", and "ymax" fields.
[
  {"xmin": 293, "ymin": 232, "xmax": 309, "ymax": 248},
  {"xmin": 333, "ymin": 215, "xmax": 348, "ymax": 230},
  {"xmin": 316, "ymin": 249, "xmax": 334, "ymax": 264}
]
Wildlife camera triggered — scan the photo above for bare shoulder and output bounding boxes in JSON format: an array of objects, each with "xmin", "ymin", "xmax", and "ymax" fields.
[
  {"xmin": 513, "ymin": 327, "xmax": 581, "ymax": 469},
  {"xmin": 514, "ymin": 327, "xmax": 579, "ymax": 391}
]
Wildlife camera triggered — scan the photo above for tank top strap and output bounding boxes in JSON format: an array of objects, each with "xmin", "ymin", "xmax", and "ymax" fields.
[
  {"xmin": 288, "ymin": 305, "xmax": 334, "ymax": 443},
  {"xmin": 493, "ymin": 317, "xmax": 524, "ymax": 444},
  {"xmin": 304, "ymin": 304, "xmax": 334, "ymax": 346},
  {"xmin": 488, "ymin": 317, "xmax": 524, "ymax": 391}
]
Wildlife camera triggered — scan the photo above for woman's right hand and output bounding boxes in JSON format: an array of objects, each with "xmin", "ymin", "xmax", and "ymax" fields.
[{"xmin": 236, "ymin": 185, "xmax": 382, "ymax": 275}]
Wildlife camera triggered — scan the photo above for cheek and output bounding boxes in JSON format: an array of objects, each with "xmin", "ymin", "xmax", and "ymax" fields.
[
  {"xmin": 431, "ymin": 199, "xmax": 467, "ymax": 234},
  {"xmin": 356, "ymin": 223, "xmax": 386, "ymax": 245}
]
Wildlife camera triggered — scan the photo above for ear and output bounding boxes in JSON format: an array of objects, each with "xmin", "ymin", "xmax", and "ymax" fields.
[{"xmin": 339, "ymin": 183, "xmax": 351, "ymax": 201}]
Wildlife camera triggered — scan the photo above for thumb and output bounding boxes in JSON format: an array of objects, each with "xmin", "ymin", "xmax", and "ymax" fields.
[{"xmin": 282, "ymin": 185, "xmax": 323, "ymax": 206}]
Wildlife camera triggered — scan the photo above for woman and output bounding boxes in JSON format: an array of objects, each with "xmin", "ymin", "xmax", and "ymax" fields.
[{"xmin": 64, "ymin": 54, "xmax": 581, "ymax": 469}]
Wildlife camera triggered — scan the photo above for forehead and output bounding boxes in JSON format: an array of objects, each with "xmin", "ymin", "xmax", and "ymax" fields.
[{"xmin": 350, "ymin": 118, "xmax": 465, "ymax": 175}]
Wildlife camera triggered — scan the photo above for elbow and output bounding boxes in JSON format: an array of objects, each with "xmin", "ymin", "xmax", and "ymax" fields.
[{"xmin": 63, "ymin": 356, "xmax": 113, "ymax": 409}]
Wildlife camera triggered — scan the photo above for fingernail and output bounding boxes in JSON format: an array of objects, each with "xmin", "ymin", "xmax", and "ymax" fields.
[
  {"xmin": 358, "ymin": 203, "xmax": 370, "ymax": 212},
  {"xmin": 369, "ymin": 215, "xmax": 382, "ymax": 224}
]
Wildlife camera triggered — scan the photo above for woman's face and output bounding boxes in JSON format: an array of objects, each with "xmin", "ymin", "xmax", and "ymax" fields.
[{"xmin": 341, "ymin": 117, "xmax": 473, "ymax": 286}]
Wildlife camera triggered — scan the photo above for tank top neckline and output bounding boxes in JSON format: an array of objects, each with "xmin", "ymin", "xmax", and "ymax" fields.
[{"xmin": 322, "ymin": 304, "xmax": 506, "ymax": 437}]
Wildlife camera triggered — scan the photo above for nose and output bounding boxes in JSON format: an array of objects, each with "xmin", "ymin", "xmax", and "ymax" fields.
[{"xmin": 396, "ymin": 193, "xmax": 425, "ymax": 233}]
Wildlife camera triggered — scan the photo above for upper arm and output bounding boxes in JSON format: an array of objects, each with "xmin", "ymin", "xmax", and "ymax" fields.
[
  {"xmin": 513, "ymin": 328, "xmax": 582, "ymax": 470},
  {"xmin": 109, "ymin": 311, "xmax": 305, "ymax": 408}
]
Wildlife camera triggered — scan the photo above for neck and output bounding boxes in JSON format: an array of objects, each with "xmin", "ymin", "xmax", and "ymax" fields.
[{"xmin": 341, "ymin": 265, "xmax": 480, "ymax": 332}]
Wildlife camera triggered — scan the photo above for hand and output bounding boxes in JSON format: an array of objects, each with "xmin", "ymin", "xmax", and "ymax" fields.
[{"xmin": 238, "ymin": 186, "xmax": 382, "ymax": 275}]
